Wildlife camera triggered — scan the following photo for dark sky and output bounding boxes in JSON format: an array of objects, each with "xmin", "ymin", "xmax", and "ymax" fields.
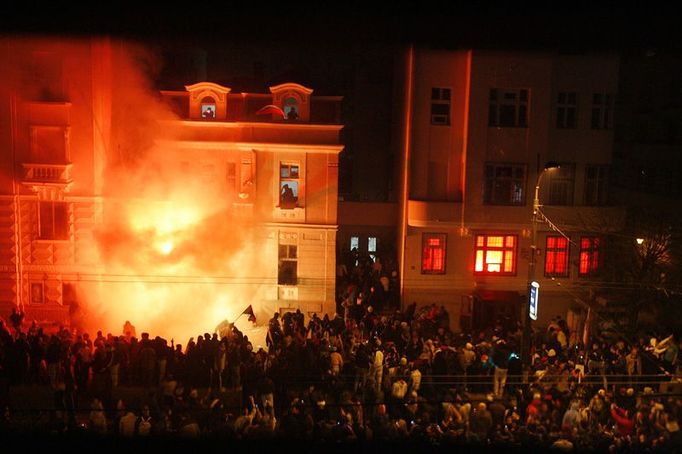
[{"xmin": 3, "ymin": 3, "xmax": 681, "ymax": 52}]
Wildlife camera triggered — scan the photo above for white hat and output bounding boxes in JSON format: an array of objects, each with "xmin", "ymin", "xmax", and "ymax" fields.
[{"xmin": 548, "ymin": 349, "xmax": 557, "ymax": 357}]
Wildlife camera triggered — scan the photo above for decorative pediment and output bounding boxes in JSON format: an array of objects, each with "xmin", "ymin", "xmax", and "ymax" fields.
[
  {"xmin": 269, "ymin": 82, "xmax": 313, "ymax": 122},
  {"xmin": 184, "ymin": 82, "xmax": 231, "ymax": 120}
]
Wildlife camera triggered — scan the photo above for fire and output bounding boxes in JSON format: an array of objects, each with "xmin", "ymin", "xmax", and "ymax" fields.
[{"xmin": 73, "ymin": 45, "xmax": 271, "ymax": 346}]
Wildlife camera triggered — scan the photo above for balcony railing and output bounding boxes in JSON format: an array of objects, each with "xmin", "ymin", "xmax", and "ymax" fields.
[{"xmin": 22, "ymin": 163, "xmax": 73, "ymax": 185}]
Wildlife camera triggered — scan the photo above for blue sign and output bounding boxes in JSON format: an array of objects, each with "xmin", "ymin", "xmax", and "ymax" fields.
[{"xmin": 529, "ymin": 281, "xmax": 540, "ymax": 320}]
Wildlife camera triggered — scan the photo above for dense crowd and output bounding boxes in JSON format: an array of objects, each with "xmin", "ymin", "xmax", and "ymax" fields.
[{"xmin": 0, "ymin": 257, "xmax": 680, "ymax": 451}]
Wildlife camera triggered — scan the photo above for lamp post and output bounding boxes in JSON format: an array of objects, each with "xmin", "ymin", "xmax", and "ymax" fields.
[{"xmin": 522, "ymin": 161, "xmax": 560, "ymax": 375}]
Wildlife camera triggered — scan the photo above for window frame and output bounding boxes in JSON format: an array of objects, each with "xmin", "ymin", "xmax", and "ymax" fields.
[
  {"xmin": 556, "ymin": 91, "xmax": 578, "ymax": 129},
  {"xmin": 37, "ymin": 201, "xmax": 69, "ymax": 241},
  {"xmin": 278, "ymin": 242, "xmax": 298, "ymax": 286},
  {"xmin": 579, "ymin": 236, "xmax": 601, "ymax": 277},
  {"xmin": 544, "ymin": 235, "xmax": 570, "ymax": 278},
  {"xmin": 489, "ymin": 88, "xmax": 529, "ymax": 128},
  {"xmin": 583, "ymin": 165, "xmax": 609, "ymax": 206},
  {"xmin": 430, "ymin": 87, "xmax": 451, "ymax": 126},
  {"xmin": 483, "ymin": 162, "xmax": 527, "ymax": 206},
  {"xmin": 421, "ymin": 233, "xmax": 447, "ymax": 275},
  {"xmin": 279, "ymin": 162, "xmax": 301, "ymax": 209},
  {"xmin": 547, "ymin": 163, "xmax": 576, "ymax": 206},
  {"xmin": 590, "ymin": 92, "xmax": 613, "ymax": 130},
  {"xmin": 474, "ymin": 234, "xmax": 518, "ymax": 276}
]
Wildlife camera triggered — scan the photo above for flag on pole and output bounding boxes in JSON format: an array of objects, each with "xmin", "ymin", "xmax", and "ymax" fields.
[
  {"xmin": 255, "ymin": 104, "xmax": 286, "ymax": 119},
  {"xmin": 242, "ymin": 305, "xmax": 257, "ymax": 324}
]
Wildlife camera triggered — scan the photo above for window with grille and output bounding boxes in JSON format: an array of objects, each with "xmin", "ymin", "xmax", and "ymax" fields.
[
  {"xmin": 422, "ymin": 233, "xmax": 446, "ymax": 274},
  {"xmin": 431, "ymin": 87, "xmax": 451, "ymax": 125},
  {"xmin": 489, "ymin": 88, "xmax": 529, "ymax": 127},
  {"xmin": 544, "ymin": 236, "xmax": 570, "ymax": 277},
  {"xmin": 474, "ymin": 234, "xmax": 517, "ymax": 276},
  {"xmin": 484, "ymin": 163, "xmax": 526, "ymax": 205}
]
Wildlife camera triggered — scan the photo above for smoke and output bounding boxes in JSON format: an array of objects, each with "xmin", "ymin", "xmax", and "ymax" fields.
[{"xmin": 78, "ymin": 40, "xmax": 271, "ymax": 345}]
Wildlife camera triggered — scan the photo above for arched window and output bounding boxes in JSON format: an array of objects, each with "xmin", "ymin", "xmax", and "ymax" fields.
[
  {"xmin": 201, "ymin": 96, "xmax": 216, "ymax": 119},
  {"xmin": 283, "ymin": 97, "xmax": 299, "ymax": 120}
]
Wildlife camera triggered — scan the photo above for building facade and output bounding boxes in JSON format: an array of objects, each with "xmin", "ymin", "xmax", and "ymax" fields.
[
  {"xmin": 0, "ymin": 36, "xmax": 343, "ymax": 329},
  {"xmin": 395, "ymin": 48, "xmax": 623, "ymax": 334}
]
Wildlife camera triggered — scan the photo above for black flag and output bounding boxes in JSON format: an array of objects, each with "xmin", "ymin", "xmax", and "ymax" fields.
[{"xmin": 243, "ymin": 305, "xmax": 256, "ymax": 324}]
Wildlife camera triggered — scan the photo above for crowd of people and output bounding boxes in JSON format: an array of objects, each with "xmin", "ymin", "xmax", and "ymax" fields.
[
  {"xmin": 0, "ymin": 255, "xmax": 680, "ymax": 450},
  {"xmin": 0, "ymin": 304, "xmax": 680, "ymax": 450}
]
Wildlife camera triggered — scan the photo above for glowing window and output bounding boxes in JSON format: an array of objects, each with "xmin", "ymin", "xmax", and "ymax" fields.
[
  {"xmin": 284, "ymin": 97, "xmax": 299, "ymax": 120},
  {"xmin": 579, "ymin": 236, "xmax": 600, "ymax": 276},
  {"xmin": 201, "ymin": 96, "xmax": 216, "ymax": 119},
  {"xmin": 279, "ymin": 163, "xmax": 300, "ymax": 209},
  {"xmin": 474, "ymin": 234, "xmax": 517, "ymax": 276},
  {"xmin": 422, "ymin": 233, "xmax": 446, "ymax": 274},
  {"xmin": 350, "ymin": 236, "xmax": 359, "ymax": 251},
  {"xmin": 545, "ymin": 236, "xmax": 570, "ymax": 277},
  {"xmin": 368, "ymin": 237, "xmax": 377, "ymax": 262}
]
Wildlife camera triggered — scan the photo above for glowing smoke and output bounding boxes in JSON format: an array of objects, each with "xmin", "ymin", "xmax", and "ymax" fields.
[{"xmin": 78, "ymin": 41, "xmax": 272, "ymax": 345}]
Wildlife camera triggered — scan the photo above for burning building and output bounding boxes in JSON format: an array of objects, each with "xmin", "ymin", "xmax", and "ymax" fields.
[{"xmin": 0, "ymin": 36, "xmax": 343, "ymax": 342}]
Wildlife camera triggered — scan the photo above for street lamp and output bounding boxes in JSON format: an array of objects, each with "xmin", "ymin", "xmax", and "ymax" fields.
[{"xmin": 522, "ymin": 161, "xmax": 560, "ymax": 375}]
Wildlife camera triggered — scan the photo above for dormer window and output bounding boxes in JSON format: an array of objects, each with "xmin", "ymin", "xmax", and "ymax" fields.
[
  {"xmin": 184, "ymin": 82, "xmax": 230, "ymax": 120},
  {"xmin": 201, "ymin": 96, "xmax": 216, "ymax": 119},
  {"xmin": 270, "ymin": 83, "xmax": 313, "ymax": 122},
  {"xmin": 284, "ymin": 97, "xmax": 300, "ymax": 120}
]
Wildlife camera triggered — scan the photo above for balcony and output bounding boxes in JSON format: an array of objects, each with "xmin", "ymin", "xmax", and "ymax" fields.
[{"xmin": 21, "ymin": 163, "xmax": 73, "ymax": 192}]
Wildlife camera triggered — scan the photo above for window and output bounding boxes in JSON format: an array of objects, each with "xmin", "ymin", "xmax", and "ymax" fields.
[
  {"xmin": 201, "ymin": 96, "xmax": 216, "ymax": 119},
  {"xmin": 30, "ymin": 126, "xmax": 67, "ymax": 164},
  {"xmin": 284, "ymin": 97, "xmax": 300, "ymax": 120},
  {"xmin": 30, "ymin": 282, "xmax": 45, "ymax": 304},
  {"xmin": 38, "ymin": 201, "xmax": 69, "ymax": 240},
  {"xmin": 584, "ymin": 165, "xmax": 609, "ymax": 206},
  {"xmin": 23, "ymin": 51, "xmax": 64, "ymax": 102},
  {"xmin": 556, "ymin": 92, "xmax": 577, "ymax": 129},
  {"xmin": 422, "ymin": 233, "xmax": 446, "ymax": 274},
  {"xmin": 279, "ymin": 163, "xmax": 300, "ymax": 209},
  {"xmin": 544, "ymin": 236, "xmax": 570, "ymax": 277},
  {"xmin": 474, "ymin": 234, "xmax": 517, "ymax": 276},
  {"xmin": 431, "ymin": 87, "xmax": 451, "ymax": 125},
  {"xmin": 350, "ymin": 236, "xmax": 359, "ymax": 251},
  {"xmin": 489, "ymin": 88, "xmax": 528, "ymax": 127},
  {"xmin": 591, "ymin": 93, "xmax": 613, "ymax": 129},
  {"xmin": 278, "ymin": 243, "xmax": 298, "ymax": 285},
  {"xmin": 547, "ymin": 163, "xmax": 575, "ymax": 206},
  {"xmin": 368, "ymin": 237, "xmax": 377, "ymax": 262},
  {"xmin": 579, "ymin": 237, "xmax": 600, "ymax": 276},
  {"xmin": 484, "ymin": 163, "xmax": 526, "ymax": 205}
]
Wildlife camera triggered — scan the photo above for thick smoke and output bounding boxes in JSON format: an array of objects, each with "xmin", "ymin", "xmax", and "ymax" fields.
[{"xmin": 81, "ymin": 41, "xmax": 270, "ymax": 345}]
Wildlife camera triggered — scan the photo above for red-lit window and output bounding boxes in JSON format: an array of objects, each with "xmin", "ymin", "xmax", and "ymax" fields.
[
  {"xmin": 422, "ymin": 233, "xmax": 446, "ymax": 274},
  {"xmin": 474, "ymin": 234, "xmax": 517, "ymax": 276},
  {"xmin": 579, "ymin": 236, "xmax": 600, "ymax": 276},
  {"xmin": 545, "ymin": 236, "xmax": 570, "ymax": 277}
]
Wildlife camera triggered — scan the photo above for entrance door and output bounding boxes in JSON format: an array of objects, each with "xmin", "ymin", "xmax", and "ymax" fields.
[{"xmin": 472, "ymin": 291, "xmax": 521, "ymax": 333}]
